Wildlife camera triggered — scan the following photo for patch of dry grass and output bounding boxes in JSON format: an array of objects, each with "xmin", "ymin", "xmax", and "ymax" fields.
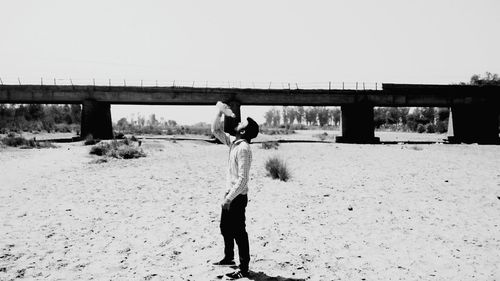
[
  {"xmin": 89, "ymin": 140, "xmax": 146, "ymax": 159},
  {"xmin": 265, "ymin": 155, "xmax": 290, "ymax": 181}
]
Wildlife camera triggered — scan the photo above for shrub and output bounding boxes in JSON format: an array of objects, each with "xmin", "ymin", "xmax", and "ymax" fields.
[
  {"xmin": 109, "ymin": 145, "xmax": 146, "ymax": 159},
  {"xmin": 436, "ymin": 121, "xmax": 448, "ymax": 133},
  {"xmin": 89, "ymin": 158, "xmax": 108, "ymax": 164},
  {"xmin": 407, "ymin": 145, "xmax": 423, "ymax": 151},
  {"xmin": 261, "ymin": 141, "xmax": 279, "ymax": 150},
  {"xmin": 1, "ymin": 135, "xmax": 55, "ymax": 148},
  {"xmin": 416, "ymin": 124, "xmax": 426, "ymax": 133},
  {"xmin": 89, "ymin": 144, "xmax": 108, "ymax": 156},
  {"xmin": 425, "ymin": 123, "xmax": 436, "ymax": 133},
  {"xmin": 2, "ymin": 136, "xmax": 28, "ymax": 147},
  {"xmin": 89, "ymin": 140, "xmax": 146, "ymax": 159},
  {"xmin": 315, "ymin": 132, "xmax": 329, "ymax": 141},
  {"xmin": 265, "ymin": 156, "xmax": 290, "ymax": 182}
]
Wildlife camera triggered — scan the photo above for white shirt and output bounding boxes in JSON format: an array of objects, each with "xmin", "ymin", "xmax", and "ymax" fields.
[{"xmin": 212, "ymin": 116, "xmax": 253, "ymax": 201}]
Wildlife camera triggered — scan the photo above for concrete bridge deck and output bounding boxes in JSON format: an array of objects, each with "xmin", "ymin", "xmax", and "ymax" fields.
[
  {"xmin": 0, "ymin": 83, "xmax": 499, "ymax": 144},
  {"xmin": 0, "ymin": 83, "xmax": 499, "ymax": 106}
]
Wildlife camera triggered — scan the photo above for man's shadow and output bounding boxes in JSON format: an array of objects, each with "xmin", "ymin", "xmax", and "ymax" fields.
[{"xmin": 246, "ymin": 270, "xmax": 306, "ymax": 281}]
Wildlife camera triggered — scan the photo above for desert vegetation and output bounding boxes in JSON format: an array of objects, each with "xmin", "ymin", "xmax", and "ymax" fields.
[
  {"xmin": 265, "ymin": 155, "xmax": 290, "ymax": 181},
  {"xmin": 89, "ymin": 139, "xmax": 146, "ymax": 159},
  {"xmin": 0, "ymin": 133, "xmax": 56, "ymax": 149},
  {"xmin": 261, "ymin": 141, "xmax": 280, "ymax": 150}
]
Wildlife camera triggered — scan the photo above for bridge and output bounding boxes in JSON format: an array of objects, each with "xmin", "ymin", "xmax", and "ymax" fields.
[{"xmin": 0, "ymin": 83, "xmax": 499, "ymax": 144}]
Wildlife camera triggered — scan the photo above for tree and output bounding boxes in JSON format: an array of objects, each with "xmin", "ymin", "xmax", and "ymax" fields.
[
  {"xmin": 296, "ymin": 106, "xmax": 305, "ymax": 124},
  {"xmin": 167, "ymin": 120, "xmax": 177, "ymax": 127},
  {"xmin": 62, "ymin": 104, "xmax": 72, "ymax": 124},
  {"xmin": 27, "ymin": 104, "xmax": 44, "ymax": 121},
  {"xmin": 305, "ymin": 107, "xmax": 317, "ymax": 125},
  {"xmin": 285, "ymin": 107, "xmax": 297, "ymax": 125},
  {"xmin": 374, "ymin": 107, "xmax": 387, "ymax": 128},
  {"xmin": 117, "ymin": 117, "xmax": 129, "ymax": 129},
  {"xmin": 264, "ymin": 109, "xmax": 274, "ymax": 126},
  {"xmin": 330, "ymin": 107, "xmax": 341, "ymax": 126},
  {"xmin": 148, "ymin": 114, "xmax": 158, "ymax": 126},
  {"xmin": 470, "ymin": 72, "xmax": 500, "ymax": 86},
  {"xmin": 420, "ymin": 107, "xmax": 436, "ymax": 124},
  {"xmin": 70, "ymin": 104, "xmax": 81, "ymax": 124},
  {"xmin": 398, "ymin": 107, "xmax": 410, "ymax": 126},
  {"xmin": 271, "ymin": 108, "xmax": 281, "ymax": 127},
  {"xmin": 317, "ymin": 107, "xmax": 329, "ymax": 127},
  {"xmin": 137, "ymin": 114, "xmax": 145, "ymax": 127},
  {"xmin": 282, "ymin": 106, "xmax": 289, "ymax": 125}
]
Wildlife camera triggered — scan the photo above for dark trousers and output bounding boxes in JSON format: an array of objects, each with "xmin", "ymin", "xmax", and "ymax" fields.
[{"xmin": 220, "ymin": 194, "xmax": 250, "ymax": 272}]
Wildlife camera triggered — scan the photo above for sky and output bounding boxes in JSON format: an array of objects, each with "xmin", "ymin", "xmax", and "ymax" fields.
[{"xmin": 1, "ymin": 0, "xmax": 499, "ymax": 124}]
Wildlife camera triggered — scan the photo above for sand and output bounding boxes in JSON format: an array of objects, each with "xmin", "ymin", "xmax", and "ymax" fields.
[{"xmin": 1, "ymin": 135, "xmax": 499, "ymax": 280}]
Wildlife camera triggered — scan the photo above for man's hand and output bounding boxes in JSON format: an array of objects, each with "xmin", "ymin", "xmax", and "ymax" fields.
[{"xmin": 221, "ymin": 198, "xmax": 231, "ymax": 210}]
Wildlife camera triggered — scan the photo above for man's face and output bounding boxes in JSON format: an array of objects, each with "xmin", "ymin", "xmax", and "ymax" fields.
[{"xmin": 235, "ymin": 119, "xmax": 248, "ymax": 134}]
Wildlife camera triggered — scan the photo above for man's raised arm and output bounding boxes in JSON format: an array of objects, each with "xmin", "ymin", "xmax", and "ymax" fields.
[{"xmin": 211, "ymin": 103, "xmax": 231, "ymax": 146}]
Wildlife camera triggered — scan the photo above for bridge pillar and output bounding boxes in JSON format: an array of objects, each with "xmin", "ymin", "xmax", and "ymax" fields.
[
  {"xmin": 447, "ymin": 105, "xmax": 500, "ymax": 144},
  {"xmin": 81, "ymin": 99, "xmax": 114, "ymax": 140},
  {"xmin": 223, "ymin": 100, "xmax": 241, "ymax": 136},
  {"xmin": 336, "ymin": 104, "xmax": 380, "ymax": 144}
]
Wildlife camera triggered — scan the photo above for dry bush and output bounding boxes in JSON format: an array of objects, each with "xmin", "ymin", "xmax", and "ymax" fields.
[
  {"xmin": 407, "ymin": 145, "xmax": 423, "ymax": 151},
  {"xmin": 89, "ymin": 140, "xmax": 146, "ymax": 159},
  {"xmin": 1, "ymin": 135, "xmax": 56, "ymax": 149},
  {"xmin": 265, "ymin": 156, "xmax": 290, "ymax": 181},
  {"xmin": 314, "ymin": 132, "xmax": 329, "ymax": 141},
  {"xmin": 2, "ymin": 136, "xmax": 27, "ymax": 147},
  {"xmin": 261, "ymin": 141, "xmax": 279, "ymax": 150},
  {"xmin": 89, "ymin": 158, "xmax": 108, "ymax": 164}
]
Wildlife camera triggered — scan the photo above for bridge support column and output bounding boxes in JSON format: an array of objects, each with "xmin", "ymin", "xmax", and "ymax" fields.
[
  {"xmin": 447, "ymin": 105, "xmax": 500, "ymax": 144},
  {"xmin": 223, "ymin": 100, "xmax": 241, "ymax": 136},
  {"xmin": 336, "ymin": 104, "xmax": 380, "ymax": 144},
  {"xmin": 81, "ymin": 99, "xmax": 113, "ymax": 140}
]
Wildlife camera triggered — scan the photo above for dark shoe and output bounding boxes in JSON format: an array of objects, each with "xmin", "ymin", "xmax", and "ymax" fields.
[
  {"xmin": 225, "ymin": 270, "xmax": 249, "ymax": 279},
  {"xmin": 212, "ymin": 259, "xmax": 236, "ymax": 266}
]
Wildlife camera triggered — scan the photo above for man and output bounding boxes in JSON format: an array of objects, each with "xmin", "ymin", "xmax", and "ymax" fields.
[{"xmin": 211, "ymin": 101, "xmax": 259, "ymax": 279}]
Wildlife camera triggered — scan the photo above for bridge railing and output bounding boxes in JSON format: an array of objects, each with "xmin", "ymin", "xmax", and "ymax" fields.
[{"xmin": 0, "ymin": 77, "xmax": 381, "ymax": 91}]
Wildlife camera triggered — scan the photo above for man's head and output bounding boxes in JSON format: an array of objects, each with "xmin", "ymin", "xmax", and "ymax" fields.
[{"xmin": 235, "ymin": 117, "xmax": 259, "ymax": 142}]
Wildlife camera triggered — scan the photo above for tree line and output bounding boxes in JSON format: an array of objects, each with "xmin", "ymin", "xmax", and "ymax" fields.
[
  {"xmin": 0, "ymin": 104, "xmax": 81, "ymax": 133},
  {"xmin": 263, "ymin": 106, "xmax": 450, "ymax": 133}
]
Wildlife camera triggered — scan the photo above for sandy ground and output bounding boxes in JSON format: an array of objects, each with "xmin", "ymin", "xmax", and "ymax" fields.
[{"xmin": 1, "ymin": 134, "xmax": 499, "ymax": 280}]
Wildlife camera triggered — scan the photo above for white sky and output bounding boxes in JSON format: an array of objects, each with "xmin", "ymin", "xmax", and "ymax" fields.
[{"xmin": 1, "ymin": 0, "xmax": 499, "ymax": 124}]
